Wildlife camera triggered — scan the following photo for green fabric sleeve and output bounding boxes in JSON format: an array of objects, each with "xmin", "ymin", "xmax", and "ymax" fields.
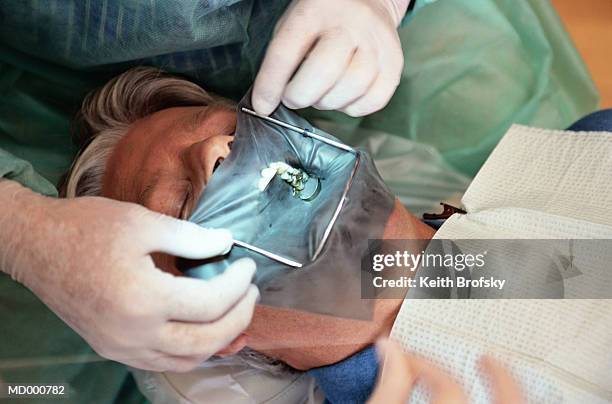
[
  {"xmin": 401, "ymin": 0, "xmax": 439, "ymax": 25},
  {"xmin": 0, "ymin": 148, "xmax": 58, "ymax": 196},
  {"xmin": 0, "ymin": 46, "xmax": 102, "ymax": 192}
]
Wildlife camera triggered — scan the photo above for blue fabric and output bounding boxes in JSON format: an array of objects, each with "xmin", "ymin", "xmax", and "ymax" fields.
[
  {"xmin": 567, "ymin": 109, "xmax": 612, "ymax": 132},
  {"xmin": 308, "ymin": 345, "xmax": 379, "ymax": 404}
]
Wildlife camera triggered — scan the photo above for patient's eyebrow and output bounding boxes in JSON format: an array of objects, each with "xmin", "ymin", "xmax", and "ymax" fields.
[
  {"xmin": 184, "ymin": 108, "xmax": 213, "ymax": 132},
  {"xmin": 181, "ymin": 105, "xmax": 237, "ymax": 136}
]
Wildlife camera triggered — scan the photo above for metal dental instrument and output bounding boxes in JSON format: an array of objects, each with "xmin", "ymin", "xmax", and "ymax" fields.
[
  {"xmin": 233, "ymin": 239, "xmax": 303, "ymax": 268},
  {"xmin": 241, "ymin": 107, "xmax": 356, "ymax": 153},
  {"xmin": 312, "ymin": 154, "xmax": 360, "ymax": 260}
]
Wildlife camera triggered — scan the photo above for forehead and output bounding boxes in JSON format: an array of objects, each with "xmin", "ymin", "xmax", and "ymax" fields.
[
  {"xmin": 120, "ymin": 104, "xmax": 236, "ymax": 150},
  {"xmin": 101, "ymin": 104, "xmax": 236, "ymax": 200}
]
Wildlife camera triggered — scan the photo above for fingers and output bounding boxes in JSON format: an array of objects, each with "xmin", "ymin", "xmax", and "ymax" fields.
[
  {"xmin": 252, "ymin": 8, "xmax": 320, "ymax": 115},
  {"xmin": 160, "ymin": 258, "xmax": 257, "ymax": 322},
  {"xmin": 314, "ymin": 46, "xmax": 378, "ymax": 110},
  {"xmin": 367, "ymin": 339, "xmax": 418, "ymax": 404},
  {"xmin": 340, "ymin": 72, "xmax": 398, "ymax": 117},
  {"xmin": 215, "ymin": 334, "xmax": 249, "ymax": 357},
  {"xmin": 368, "ymin": 339, "xmax": 467, "ymax": 404},
  {"xmin": 252, "ymin": 0, "xmax": 405, "ymax": 116},
  {"xmin": 282, "ymin": 29, "xmax": 355, "ymax": 109},
  {"xmin": 411, "ymin": 356, "xmax": 467, "ymax": 404},
  {"xmin": 341, "ymin": 41, "xmax": 403, "ymax": 117},
  {"xmin": 480, "ymin": 357, "xmax": 524, "ymax": 404},
  {"xmin": 140, "ymin": 210, "xmax": 233, "ymax": 259},
  {"xmin": 155, "ymin": 285, "xmax": 259, "ymax": 358}
]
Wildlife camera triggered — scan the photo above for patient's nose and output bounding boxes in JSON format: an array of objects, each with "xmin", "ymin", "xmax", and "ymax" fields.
[{"xmin": 184, "ymin": 135, "xmax": 234, "ymax": 188}]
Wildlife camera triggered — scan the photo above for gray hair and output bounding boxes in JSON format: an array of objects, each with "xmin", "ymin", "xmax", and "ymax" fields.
[
  {"xmin": 62, "ymin": 67, "xmax": 216, "ymax": 198},
  {"xmin": 63, "ymin": 67, "xmax": 294, "ymax": 375}
]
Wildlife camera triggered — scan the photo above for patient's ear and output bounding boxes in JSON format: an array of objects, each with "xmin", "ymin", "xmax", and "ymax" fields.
[{"xmin": 216, "ymin": 334, "xmax": 248, "ymax": 357}]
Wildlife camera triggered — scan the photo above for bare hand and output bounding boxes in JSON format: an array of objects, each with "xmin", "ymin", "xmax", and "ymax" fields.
[{"xmin": 368, "ymin": 339, "xmax": 524, "ymax": 404}]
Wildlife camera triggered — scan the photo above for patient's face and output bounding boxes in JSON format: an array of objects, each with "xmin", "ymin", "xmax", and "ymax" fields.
[
  {"xmin": 103, "ymin": 104, "xmax": 236, "ymax": 219},
  {"xmin": 102, "ymin": 102, "xmax": 430, "ymax": 370}
]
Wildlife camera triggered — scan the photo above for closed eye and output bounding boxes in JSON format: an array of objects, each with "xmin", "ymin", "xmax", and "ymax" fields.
[{"xmin": 179, "ymin": 184, "xmax": 193, "ymax": 220}]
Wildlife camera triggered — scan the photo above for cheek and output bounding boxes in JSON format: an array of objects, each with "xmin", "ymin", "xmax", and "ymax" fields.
[{"xmin": 151, "ymin": 252, "xmax": 181, "ymax": 276}]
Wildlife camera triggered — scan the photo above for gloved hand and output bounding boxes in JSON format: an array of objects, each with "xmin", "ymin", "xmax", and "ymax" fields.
[
  {"xmin": 0, "ymin": 180, "xmax": 259, "ymax": 372},
  {"xmin": 252, "ymin": 0, "xmax": 408, "ymax": 117}
]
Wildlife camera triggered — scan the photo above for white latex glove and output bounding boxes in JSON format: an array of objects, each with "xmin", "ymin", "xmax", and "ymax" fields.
[
  {"xmin": 252, "ymin": 0, "xmax": 408, "ymax": 117},
  {"xmin": 0, "ymin": 180, "xmax": 259, "ymax": 372}
]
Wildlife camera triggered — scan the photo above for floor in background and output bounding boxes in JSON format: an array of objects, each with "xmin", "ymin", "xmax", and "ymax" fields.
[{"xmin": 552, "ymin": 0, "xmax": 612, "ymax": 108}]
